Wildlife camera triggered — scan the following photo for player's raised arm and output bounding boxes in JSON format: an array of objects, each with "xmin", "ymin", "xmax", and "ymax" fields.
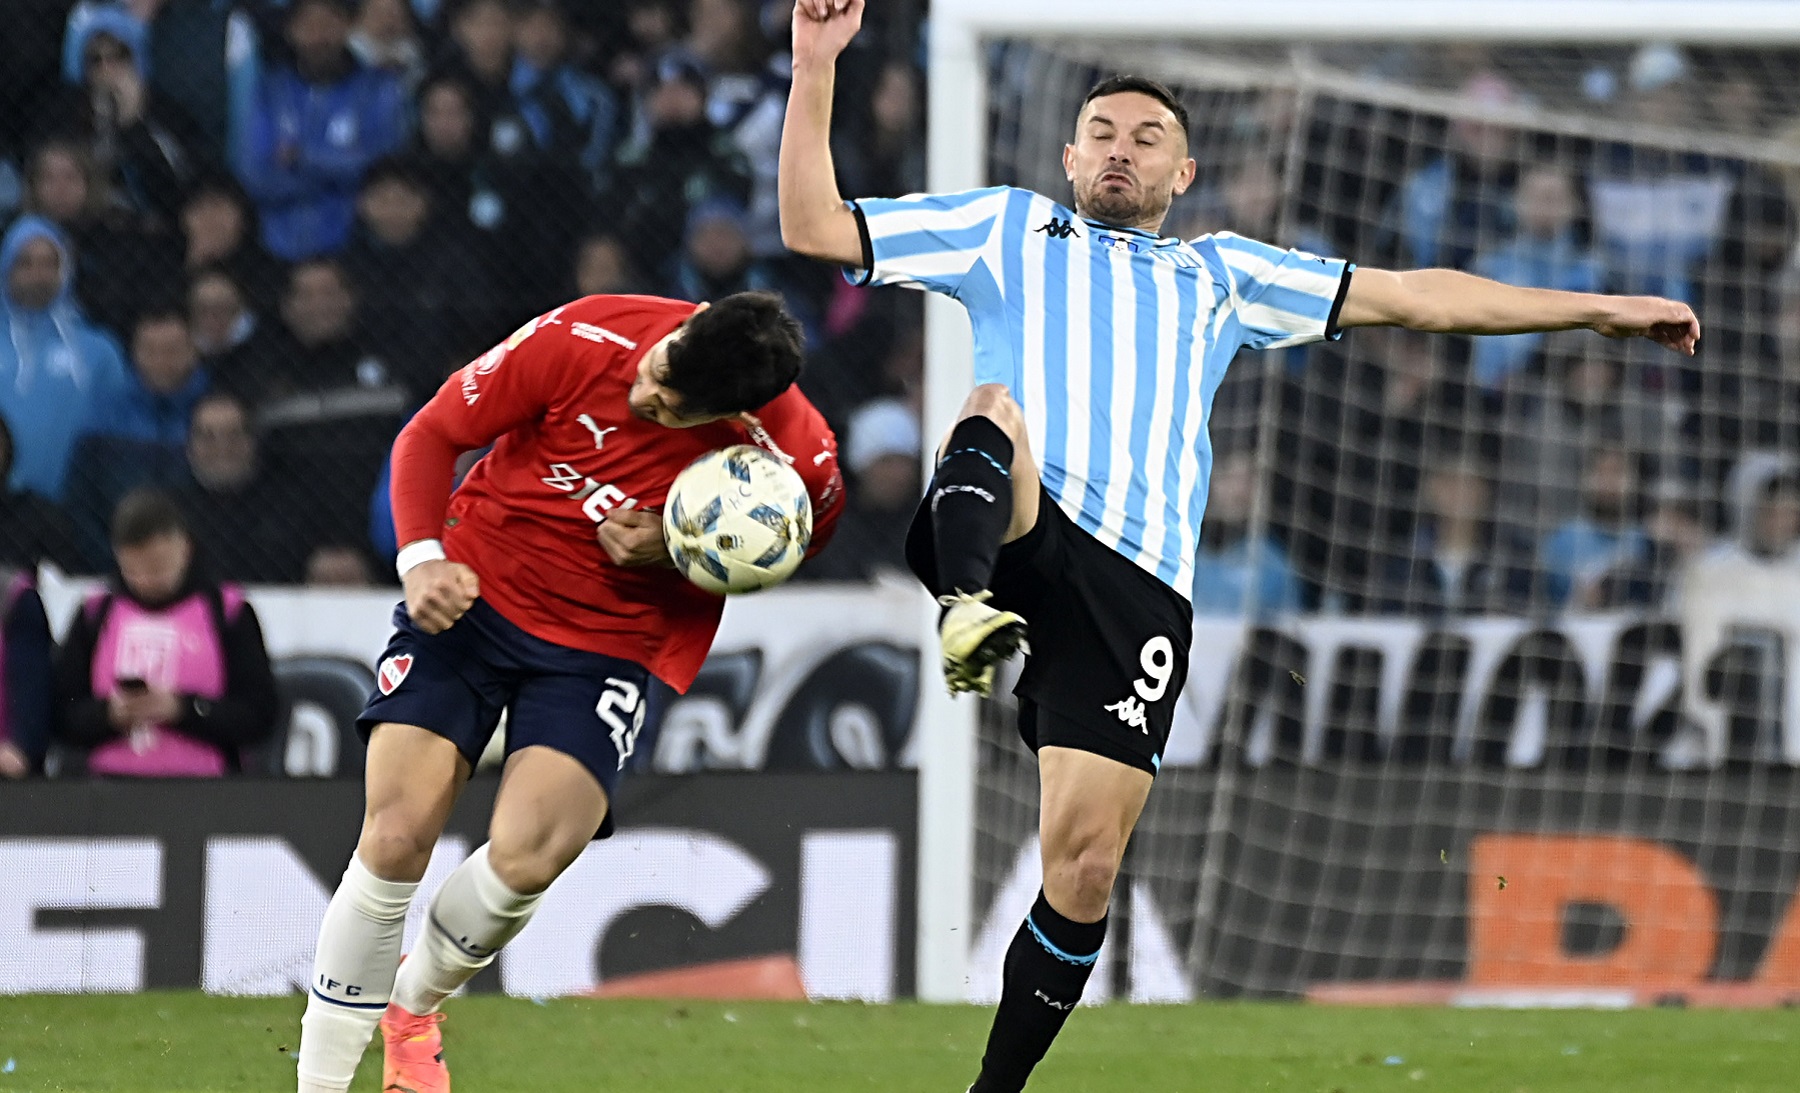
[
  {"xmin": 778, "ymin": 0, "xmax": 867, "ymax": 267},
  {"xmin": 1337, "ymin": 266, "xmax": 1701, "ymax": 355}
]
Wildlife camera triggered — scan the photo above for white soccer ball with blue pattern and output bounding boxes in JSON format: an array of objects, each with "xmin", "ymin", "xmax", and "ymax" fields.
[{"xmin": 663, "ymin": 445, "xmax": 813, "ymax": 595}]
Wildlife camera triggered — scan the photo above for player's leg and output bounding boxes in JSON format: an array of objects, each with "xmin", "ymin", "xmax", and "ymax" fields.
[
  {"xmin": 298, "ymin": 724, "xmax": 470, "ymax": 1093},
  {"xmin": 969, "ymin": 744, "xmax": 1152, "ymax": 1093},
  {"xmin": 393, "ymin": 650, "xmax": 640, "ymax": 1016},
  {"xmin": 390, "ymin": 745, "xmax": 608, "ymax": 1015},
  {"xmin": 925, "ymin": 383, "xmax": 1037, "ymax": 693}
]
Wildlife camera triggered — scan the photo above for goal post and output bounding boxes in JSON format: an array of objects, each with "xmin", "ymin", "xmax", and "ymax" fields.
[{"xmin": 919, "ymin": 0, "xmax": 1800, "ymax": 1004}]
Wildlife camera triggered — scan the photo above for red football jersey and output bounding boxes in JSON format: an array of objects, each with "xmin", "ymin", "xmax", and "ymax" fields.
[{"xmin": 389, "ymin": 295, "xmax": 843, "ymax": 691}]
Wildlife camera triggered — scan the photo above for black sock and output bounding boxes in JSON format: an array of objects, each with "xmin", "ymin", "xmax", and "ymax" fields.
[
  {"xmin": 970, "ymin": 890, "xmax": 1107, "ymax": 1093},
  {"xmin": 929, "ymin": 416, "xmax": 1015, "ymax": 597}
]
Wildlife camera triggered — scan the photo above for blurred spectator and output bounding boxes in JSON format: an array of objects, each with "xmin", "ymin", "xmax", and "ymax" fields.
[
  {"xmin": 670, "ymin": 198, "xmax": 781, "ymax": 302},
  {"xmin": 350, "ymin": 0, "xmax": 429, "ymax": 89},
  {"xmin": 403, "ymin": 71, "xmax": 538, "ymax": 309},
  {"xmin": 342, "ymin": 156, "xmax": 493, "ymax": 395},
  {"xmin": 572, "ymin": 232, "xmax": 649, "ymax": 297},
  {"xmin": 607, "ymin": 0, "xmax": 681, "ymax": 92},
  {"xmin": 23, "ymin": 137, "xmax": 173, "ymax": 336},
  {"xmin": 1540, "ymin": 443, "xmax": 1652, "ymax": 609},
  {"xmin": 42, "ymin": 6, "xmax": 206, "ymax": 227},
  {"xmin": 306, "ymin": 543, "xmax": 378, "ymax": 586},
  {"xmin": 236, "ymin": 0, "xmax": 407, "ymax": 260},
  {"xmin": 178, "ymin": 391, "xmax": 306, "ymax": 583},
  {"xmin": 437, "ymin": 0, "xmax": 528, "ymax": 159},
  {"xmin": 1, "ymin": 1, "xmax": 72, "ymax": 179},
  {"xmin": 0, "ymin": 215, "xmax": 129, "ymax": 500},
  {"xmin": 804, "ymin": 397, "xmax": 918, "ymax": 581},
  {"xmin": 1388, "ymin": 72, "xmax": 1520, "ymax": 270},
  {"xmin": 687, "ymin": 0, "xmax": 788, "ymax": 256},
  {"xmin": 179, "ymin": 173, "xmax": 283, "ymax": 310},
  {"xmin": 64, "ymin": 0, "xmax": 265, "ymax": 164},
  {"xmin": 1191, "ymin": 450, "xmax": 1302, "ymax": 617},
  {"xmin": 1469, "ymin": 164, "xmax": 1603, "ymax": 390},
  {"xmin": 66, "ymin": 307, "xmax": 210, "ymax": 568},
  {"xmin": 1711, "ymin": 455, "xmax": 1800, "ymax": 567},
  {"xmin": 52, "ymin": 488, "xmax": 278, "ymax": 776},
  {"xmin": 605, "ymin": 51, "xmax": 753, "ymax": 281},
  {"xmin": 94, "ymin": 307, "xmax": 211, "ymax": 448},
  {"xmin": 512, "ymin": 0, "xmax": 620, "ymax": 187},
  {"xmin": 0, "ymin": 568, "xmax": 54, "ymax": 779},
  {"xmin": 189, "ymin": 266, "xmax": 261, "ymax": 365},
  {"xmin": 1589, "ymin": 478, "xmax": 1711, "ymax": 610},
  {"xmin": 1374, "ymin": 458, "xmax": 1536, "ymax": 616},
  {"xmin": 1590, "ymin": 49, "xmax": 1732, "ymax": 304},
  {"xmin": 253, "ymin": 258, "xmax": 408, "ymax": 557},
  {"xmin": 1494, "ymin": 333, "xmax": 1669, "ymax": 533},
  {"xmin": 831, "ymin": 60, "xmax": 924, "ymax": 201},
  {"xmin": 0, "ymin": 417, "xmax": 83, "ymax": 573}
]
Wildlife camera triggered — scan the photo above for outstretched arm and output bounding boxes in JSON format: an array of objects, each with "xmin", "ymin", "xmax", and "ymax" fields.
[
  {"xmin": 778, "ymin": 0, "xmax": 866, "ymax": 266},
  {"xmin": 1338, "ymin": 267, "xmax": 1701, "ymax": 355}
]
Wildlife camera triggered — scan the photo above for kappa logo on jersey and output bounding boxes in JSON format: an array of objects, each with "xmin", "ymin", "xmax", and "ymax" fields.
[
  {"xmin": 571, "ymin": 322, "xmax": 638, "ymax": 350},
  {"xmin": 1105, "ymin": 695, "xmax": 1150, "ymax": 732},
  {"xmin": 576, "ymin": 413, "xmax": 619, "ymax": 449},
  {"xmin": 1035, "ymin": 218, "xmax": 1080, "ymax": 240},
  {"xmin": 377, "ymin": 654, "xmax": 414, "ymax": 696}
]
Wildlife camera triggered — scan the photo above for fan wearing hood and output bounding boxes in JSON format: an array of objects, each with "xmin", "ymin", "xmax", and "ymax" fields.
[
  {"xmin": 0, "ymin": 216, "xmax": 129, "ymax": 500},
  {"xmin": 44, "ymin": 5, "xmax": 206, "ymax": 227}
]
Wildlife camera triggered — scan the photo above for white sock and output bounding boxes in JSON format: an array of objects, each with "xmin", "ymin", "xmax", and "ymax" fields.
[
  {"xmin": 296, "ymin": 854, "xmax": 418, "ymax": 1093},
  {"xmin": 393, "ymin": 843, "xmax": 544, "ymax": 1016}
]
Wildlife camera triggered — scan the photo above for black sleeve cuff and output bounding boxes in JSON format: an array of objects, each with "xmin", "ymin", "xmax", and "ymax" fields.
[
  {"xmin": 1325, "ymin": 263, "xmax": 1355, "ymax": 340},
  {"xmin": 848, "ymin": 201, "xmax": 874, "ymax": 287}
]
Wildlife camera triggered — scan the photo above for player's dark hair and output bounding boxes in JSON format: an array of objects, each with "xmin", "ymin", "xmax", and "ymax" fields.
[
  {"xmin": 112, "ymin": 488, "xmax": 189, "ymax": 548},
  {"xmin": 1081, "ymin": 75, "xmax": 1190, "ymax": 139},
  {"xmin": 663, "ymin": 291, "xmax": 803, "ymax": 417}
]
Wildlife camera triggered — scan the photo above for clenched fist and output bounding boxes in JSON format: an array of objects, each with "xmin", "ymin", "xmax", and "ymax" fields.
[{"xmin": 404, "ymin": 558, "xmax": 481, "ymax": 633}]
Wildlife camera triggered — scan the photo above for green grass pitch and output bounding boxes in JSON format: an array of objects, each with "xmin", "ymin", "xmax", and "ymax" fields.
[{"xmin": 0, "ymin": 993, "xmax": 1794, "ymax": 1091}]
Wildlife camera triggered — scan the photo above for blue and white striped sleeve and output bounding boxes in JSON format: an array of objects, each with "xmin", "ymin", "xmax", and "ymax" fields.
[
  {"xmin": 1208, "ymin": 232, "xmax": 1354, "ymax": 352},
  {"xmin": 845, "ymin": 187, "xmax": 1010, "ymax": 297}
]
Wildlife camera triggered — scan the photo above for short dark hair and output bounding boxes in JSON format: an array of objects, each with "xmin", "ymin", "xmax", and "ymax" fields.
[
  {"xmin": 1081, "ymin": 75, "xmax": 1189, "ymax": 139},
  {"xmin": 112, "ymin": 488, "xmax": 189, "ymax": 548},
  {"xmin": 662, "ymin": 292, "xmax": 803, "ymax": 417},
  {"xmin": 288, "ymin": 256, "xmax": 351, "ymax": 294},
  {"xmin": 361, "ymin": 155, "xmax": 429, "ymax": 196},
  {"xmin": 133, "ymin": 304, "xmax": 188, "ymax": 333}
]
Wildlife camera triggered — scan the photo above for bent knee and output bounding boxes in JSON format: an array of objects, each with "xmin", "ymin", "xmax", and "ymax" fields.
[
  {"xmin": 357, "ymin": 814, "xmax": 440, "ymax": 881},
  {"xmin": 1045, "ymin": 840, "xmax": 1124, "ymax": 915},
  {"xmin": 486, "ymin": 836, "xmax": 578, "ymax": 896},
  {"xmin": 962, "ymin": 384, "xmax": 1025, "ymax": 434}
]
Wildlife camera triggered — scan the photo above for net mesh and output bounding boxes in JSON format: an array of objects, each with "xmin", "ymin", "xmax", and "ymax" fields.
[{"xmin": 973, "ymin": 37, "xmax": 1800, "ymax": 1001}]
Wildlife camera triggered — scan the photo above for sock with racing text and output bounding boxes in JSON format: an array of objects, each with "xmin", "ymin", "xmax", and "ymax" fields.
[
  {"xmin": 297, "ymin": 854, "xmax": 417, "ymax": 1093},
  {"xmin": 929, "ymin": 416, "xmax": 1015, "ymax": 597},
  {"xmin": 969, "ymin": 890, "xmax": 1108, "ymax": 1093},
  {"xmin": 391, "ymin": 843, "xmax": 544, "ymax": 1016}
]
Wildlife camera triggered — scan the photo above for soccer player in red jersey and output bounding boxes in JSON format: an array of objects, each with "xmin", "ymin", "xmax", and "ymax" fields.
[{"xmin": 295, "ymin": 291, "xmax": 842, "ymax": 1093}]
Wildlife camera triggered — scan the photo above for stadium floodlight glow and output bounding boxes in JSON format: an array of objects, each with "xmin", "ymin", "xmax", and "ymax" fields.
[{"xmin": 918, "ymin": 0, "xmax": 1800, "ymax": 1005}]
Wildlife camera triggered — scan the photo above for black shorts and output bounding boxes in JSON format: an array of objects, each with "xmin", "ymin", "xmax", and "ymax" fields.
[
  {"xmin": 906, "ymin": 487, "xmax": 1193, "ymax": 774},
  {"xmin": 356, "ymin": 599, "xmax": 652, "ymax": 837}
]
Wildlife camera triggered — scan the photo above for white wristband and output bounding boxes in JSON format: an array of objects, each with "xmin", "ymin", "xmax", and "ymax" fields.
[{"xmin": 396, "ymin": 539, "xmax": 447, "ymax": 579}]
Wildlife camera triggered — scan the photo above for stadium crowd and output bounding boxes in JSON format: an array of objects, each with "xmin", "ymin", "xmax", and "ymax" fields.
[
  {"xmin": 2, "ymin": 11, "xmax": 1798, "ymax": 775},
  {"xmin": 1175, "ymin": 44, "xmax": 1800, "ymax": 618},
  {"xmin": 0, "ymin": 0, "xmax": 927, "ymax": 592}
]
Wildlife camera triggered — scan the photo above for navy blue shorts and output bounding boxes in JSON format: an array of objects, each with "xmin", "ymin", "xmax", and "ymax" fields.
[{"xmin": 357, "ymin": 599, "xmax": 652, "ymax": 835}]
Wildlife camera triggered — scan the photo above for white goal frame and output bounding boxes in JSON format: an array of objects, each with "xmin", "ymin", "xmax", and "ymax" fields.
[{"xmin": 916, "ymin": 0, "xmax": 1800, "ymax": 1003}]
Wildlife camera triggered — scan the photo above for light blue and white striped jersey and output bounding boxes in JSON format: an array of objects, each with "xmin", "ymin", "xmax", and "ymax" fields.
[{"xmin": 847, "ymin": 185, "xmax": 1353, "ymax": 597}]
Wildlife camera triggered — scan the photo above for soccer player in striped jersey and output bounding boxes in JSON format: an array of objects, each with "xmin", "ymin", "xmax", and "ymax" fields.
[{"xmin": 782, "ymin": 4, "xmax": 1698, "ymax": 1089}]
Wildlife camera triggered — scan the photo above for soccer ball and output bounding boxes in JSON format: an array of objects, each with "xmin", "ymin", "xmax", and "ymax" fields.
[{"xmin": 663, "ymin": 445, "xmax": 813, "ymax": 595}]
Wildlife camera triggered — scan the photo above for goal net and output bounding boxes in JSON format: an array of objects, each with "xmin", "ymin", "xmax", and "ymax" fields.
[{"xmin": 968, "ymin": 35, "xmax": 1800, "ymax": 1004}]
